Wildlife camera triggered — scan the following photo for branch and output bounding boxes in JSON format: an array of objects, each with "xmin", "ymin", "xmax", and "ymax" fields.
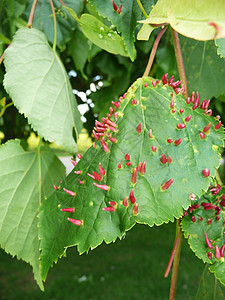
[
  {"xmin": 169, "ymin": 220, "xmax": 182, "ymax": 300},
  {"xmin": 49, "ymin": 0, "xmax": 57, "ymax": 51},
  {"xmin": 143, "ymin": 26, "xmax": 167, "ymax": 77},
  {"xmin": 171, "ymin": 28, "xmax": 188, "ymax": 97},
  {"xmin": 27, "ymin": 0, "xmax": 38, "ymax": 28}
]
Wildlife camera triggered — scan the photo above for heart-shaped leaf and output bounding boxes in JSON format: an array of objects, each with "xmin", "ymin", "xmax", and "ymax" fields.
[
  {"xmin": 0, "ymin": 140, "xmax": 65, "ymax": 290},
  {"xmin": 39, "ymin": 76, "xmax": 224, "ymax": 280},
  {"xmin": 3, "ymin": 28, "xmax": 82, "ymax": 153}
]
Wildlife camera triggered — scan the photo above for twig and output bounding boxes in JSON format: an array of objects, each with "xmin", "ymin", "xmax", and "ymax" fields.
[
  {"xmin": 27, "ymin": 0, "xmax": 38, "ymax": 28},
  {"xmin": 49, "ymin": 0, "xmax": 57, "ymax": 51},
  {"xmin": 164, "ymin": 236, "xmax": 179, "ymax": 278},
  {"xmin": 0, "ymin": 43, "xmax": 12, "ymax": 65},
  {"xmin": 169, "ymin": 220, "xmax": 182, "ymax": 300},
  {"xmin": 136, "ymin": 0, "xmax": 148, "ymax": 18},
  {"xmin": 143, "ymin": 26, "xmax": 167, "ymax": 77},
  {"xmin": 171, "ymin": 28, "xmax": 188, "ymax": 97},
  {"xmin": 0, "ymin": 101, "xmax": 14, "ymax": 117}
]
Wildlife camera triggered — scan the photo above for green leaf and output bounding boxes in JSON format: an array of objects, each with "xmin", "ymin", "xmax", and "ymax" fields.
[
  {"xmin": 141, "ymin": 0, "xmax": 225, "ymax": 41},
  {"xmin": 66, "ymin": 9, "xmax": 130, "ymax": 58},
  {"xmin": 88, "ymin": 0, "xmax": 155, "ymax": 61},
  {"xmin": 39, "ymin": 76, "xmax": 224, "ymax": 279},
  {"xmin": 25, "ymin": 0, "xmax": 84, "ymax": 47},
  {"xmin": 196, "ymin": 266, "xmax": 225, "ymax": 300},
  {"xmin": 215, "ymin": 39, "xmax": 225, "ymax": 58},
  {"xmin": 3, "ymin": 28, "xmax": 82, "ymax": 153},
  {"xmin": 181, "ymin": 185, "xmax": 225, "ymax": 286},
  {"xmin": 0, "ymin": 139, "xmax": 65, "ymax": 290},
  {"xmin": 180, "ymin": 36, "xmax": 225, "ymax": 99}
]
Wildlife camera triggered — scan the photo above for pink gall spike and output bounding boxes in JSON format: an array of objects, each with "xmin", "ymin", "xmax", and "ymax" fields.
[
  {"xmin": 186, "ymin": 97, "xmax": 191, "ymax": 104},
  {"xmin": 215, "ymin": 121, "xmax": 221, "ymax": 130},
  {"xmin": 133, "ymin": 98, "xmax": 137, "ymax": 104},
  {"xmin": 140, "ymin": 161, "xmax": 146, "ymax": 175},
  {"xmin": 136, "ymin": 123, "xmax": 142, "ymax": 133},
  {"xmin": 200, "ymin": 99, "xmax": 206, "ymax": 110},
  {"xmin": 92, "ymin": 171, "xmax": 102, "ymax": 181},
  {"xmin": 117, "ymin": 4, "xmax": 122, "ymax": 14},
  {"xmin": 168, "ymin": 76, "xmax": 174, "ymax": 85},
  {"xmin": 144, "ymin": 82, "xmax": 148, "ymax": 87},
  {"xmin": 126, "ymin": 161, "xmax": 132, "ymax": 166},
  {"xmin": 220, "ymin": 245, "xmax": 225, "ymax": 257},
  {"xmin": 131, "ymin": 168, "xmax": 137, "ymax": 184},
  {"xmin": 53, "ymin": 185, "xmax": 57, "ymax": 190},
  {"xmin": 109, "ymin": 107, "xmax": 114, "ymax": 114},
  {"xmin": 152, "ymin": 146, "xmax": 157, "ymax": 152},
  {"xmin": 63, "ymin": 188, "xmax": 76, "ymax": 197},
  {"xmin": 99, "ymin": 163, "xmax": 106, "ymax": 176},
  {"xmin": 137, "ymin": 162, "xmax": 142, "ymax": 172},
  {"xmin": 125, "ymin": 153, "xmax": 130, "ymax": 160},
  {"xmin": 177, "ymin": 123, "xmax": 185, "ymax": 129},
  {"xmin": 205, "ymin": 100, "xmax": 210, "ymax": 110},
  {"xmin": 61, "ymin": 207, "xmax": 75, "ymax": 213},
  {"xmin": 170, "ymin": 94, "xmax": 175, "ymax": 108},
  {"xmin": 108, "ymin": 136, "xmax": 117, "ymax": 143},
  {"xmin": 190, "ymin": 92, "xmax": 195, "ymax": 103},
  {"xmin": 93, "ymin": 142, "xmax": 96, "ymax": 149},
  {"xmin": 161, "ymin": 179, "xmax": 174, "ymax": 190},
  {"xmin": 191, "ymin": 216, "xmax": 196, "ymax": 222},
  {"xmin": 123, "ymin": 196, "xmax": 128, "ymax": 207},
  {"xmin": 203, "ymin": 122, "xmax": 211, "ymax": 133},
  {"xmin": 103, "ymin": 207, "xmax": 115, "ymax": 212},
  {"xmin": 167, "ymin": 156, "xmax": 172, "ymax": 164},
  {"xmin": 200, "ymin": 132, "xmax": 205, "ymax": 139},
  {"xmin": 112, "ymin": 0, "xmax": 118, "ymax": 11},
  {"xmin": 114, "ymin": 112, "xmax": 118, "ymax": 121},
  {"xmin": 207, "ymin": 252, "xmax": 212, "ymax": 260},
  {"xmin": 205, "ymin": 232, "xmax": 213, "ymax": 249},
  {"xmin": 71, "ymin": 159, "xmax": 77, "ymax": 167},
  {"xmin": 88, "ymin": 173, "xmax": 95, "ymax": 180},
  {"xmin": 77, "ymin": 153, "xmax": 82, "ymax": 159},
  {"xmin": 162, "ymin": 73, "xmax": 168, "ymax": 84},
  {"xmin": 179, "ymin": 109, "xmax": 184, "ymax": 113},
  {"xmin": 74, "ymin": 170, "xmax": 82, "ymax": 174},
  {"xmin": 149, "ymin": 129, "xmax": 154, "ymax": 138},
  {"xmin": 129, "ymin": 189, "xmax": 136, "ymax": 204},
  {"xmin": 101, "ymin": 138, "xmax": 110, "ymax": 153},
  {"xmin": 117, "ymin": 162, "xmax": 122, "ymax": 169},
  {"xmin": 205, "ymin": 109, "xmax": 212, "ymax": 116},
  {"xmin": 68, "ymin": 218, "xmax": 83, "ymax": 226},
  {"xmin": 185, "ymin": 115, "xmax": 191, "ymax": 122},
  {"xmin": 92, "ymin": 130, "xmax": 100, "ymax": 140},
  {"xmin": 78, "ymin": 179, "xmax": 84, "ymax": 184},
  {"xmin": 167, "ymin": 139, "xmax": 173, "ymax": 143},
  {"xmin": 152, "ymin": 80, "xmax": 156, "ymax": 87},
  {"xmin": 132, "ymin": 203, "xmax": 139, "ymax": 216},
  {"xmin": 202, "ymin": 169, "xmax": 210, "ymax": 177},
  {"xmin": 93, "ymin": 183, "xmax": 110, "ymax": 191},
  {"xmin": 108, "ymin": 201, "xmax": 117, "ymax": 207},
  {"xmin": 171, "ymin": 80, "xmax": 182, "ymax": 88},
  {"xmin": 215, "ymin": 245, "xmax": 221, "ymax": 260},
  {"xmin": 112, "ymin": 101, "xmax": 120, "ymax": 108},
  {"xmin": 160, "ymin": 154, "xmax": 167, "ymax": 164}
]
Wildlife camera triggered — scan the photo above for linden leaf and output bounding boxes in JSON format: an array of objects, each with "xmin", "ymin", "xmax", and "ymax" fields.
[
  {"xmin": 39, "ymin": 76, "xmax": 224, "ymax": 280},
  {"xmin": 141, "ymin": 0, "xmax": 225, "ymax": 41},
  {"xmin": 3, "ymin": 28, "xmax": 82, "ymax": 153},
  {"xmin": 0, "ymin": 140, "xmax": 65, "ymax": 290}
]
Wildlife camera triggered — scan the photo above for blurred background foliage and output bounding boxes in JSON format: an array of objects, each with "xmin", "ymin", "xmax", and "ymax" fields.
[{"xmin": 0, "ymin": 0, "xmax": 225, "ymax": 298}]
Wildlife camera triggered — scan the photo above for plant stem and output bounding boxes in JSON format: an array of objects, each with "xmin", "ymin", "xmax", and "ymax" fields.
[
  {"xmin": 171, "ymin": 28, "xmax": 188, "ymax": 97},
  {"xmin": 0, "ymin": 101, "xmax": 14, "ymax": 117},
  {"xmin": 164, "ymin": 235, "xmax": 179, "ymax": 278},
  {"xmin": 169, "ymin": 220, "xmax": 182, "ymax": 300},
  {"xmin": 59, "ymin": 0, "xmax": 65, "ymax": 6},
  {"xmin": 0, "ymin": 43, "xmax": 12, "ymax": 65},
  {"xmin": 49, "ymin": 0, "xmax": 57, "ymax": 51},
  {"xmin": 143, "ymin": 26, "xmax": 167, "ymax": 77},
  {"xmin": 136, "ymin": 0, "xmax": 148, "ymax": 18},
  {"xmin": 27, "ymin": 0, "xmax": 38, "ymax": 28}
]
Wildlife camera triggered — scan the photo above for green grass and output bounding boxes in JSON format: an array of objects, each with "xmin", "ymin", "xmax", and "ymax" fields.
[{"xmin": 0, "ymin": 222, "xmax": 205, "ymax": 300}]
